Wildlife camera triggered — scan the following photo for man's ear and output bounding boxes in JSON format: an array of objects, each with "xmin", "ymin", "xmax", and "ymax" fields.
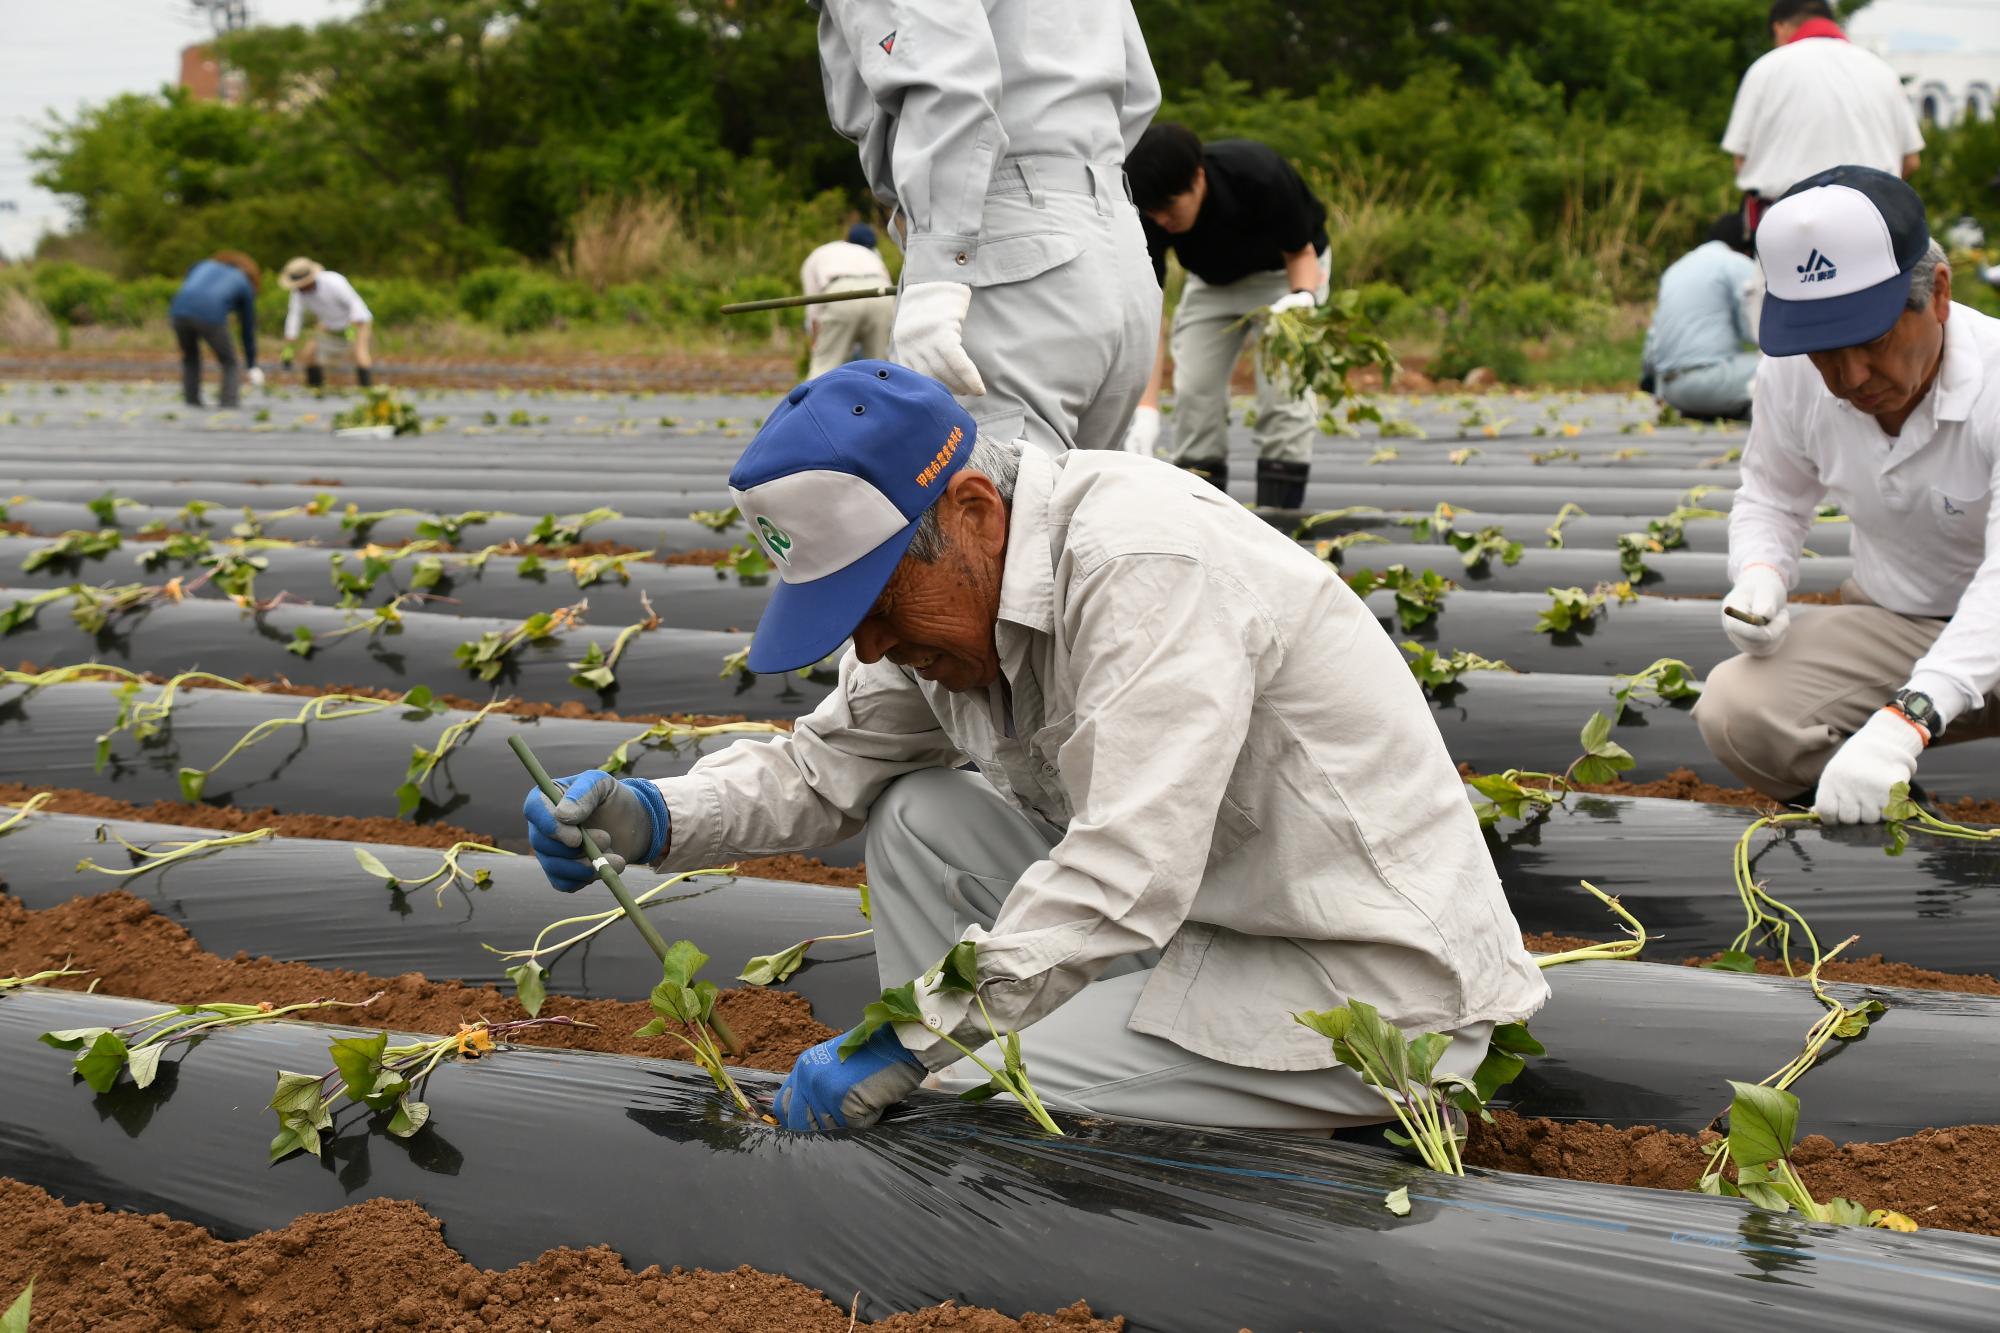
[
  {"xmin": 1935, "ymin": 264, "xmax": 1953, "ymax": 323},
  {"xmin": 944, "ymin": 469, "xmax": 1007, "ymax": 554}
]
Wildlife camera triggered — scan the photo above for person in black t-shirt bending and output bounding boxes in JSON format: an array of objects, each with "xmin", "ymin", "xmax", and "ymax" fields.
[{"xmin": 1124, "ymin": 123, "xmax": 1330, "ymax": 509}]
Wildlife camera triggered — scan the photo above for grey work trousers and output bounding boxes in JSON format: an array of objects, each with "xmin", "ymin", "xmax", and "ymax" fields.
[
  {"xmin": 172, "ymin": 315, "xmax": 239, "ymax": 408},
  {"xmin": 864, "ymin": 766, "xmax": 1494, "ymax": 1131},
  {"xmin": 1658, "ymin": 351, "xmax": 1759, "ymax": 421},
  {"xmin": 1162, "ymin": 251, "xmax": 1331, "ymax": 469},
  {"xmin": 919, "ymin": 160, "xmax": 1161, "ymax": 457},
  {"xmin": 807, "ymin": 276, "xmax": 894, "ymax": 379},
  {"xmin": 1694, "ymin": 579, "xmax": 2000, "ymax": 797}
]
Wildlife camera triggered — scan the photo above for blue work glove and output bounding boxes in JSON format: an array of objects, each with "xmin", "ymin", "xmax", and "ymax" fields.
[
  {"xmin": 774, "ymin": 1026, "xmax": 925, "ymax": 1131},
  {"xmin": 521, "ymin": 770, "xmax": 669, "ymax": 892}
]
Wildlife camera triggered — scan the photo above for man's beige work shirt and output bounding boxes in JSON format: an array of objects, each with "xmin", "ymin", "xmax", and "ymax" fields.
[{"xmin": 654, "ymin": 447, "xmax": 1548, "ymax": 1071}]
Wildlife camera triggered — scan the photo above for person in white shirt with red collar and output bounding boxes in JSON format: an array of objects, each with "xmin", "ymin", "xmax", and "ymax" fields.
[{"xmin": 1696, "ymin": 167, "xmax": 2000, "ymax": 823}]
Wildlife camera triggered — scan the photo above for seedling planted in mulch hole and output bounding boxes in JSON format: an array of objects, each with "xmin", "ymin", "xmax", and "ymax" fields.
[{"xmin": 43, "ymin": 995, "xmax": 381, "ymax": 1093}]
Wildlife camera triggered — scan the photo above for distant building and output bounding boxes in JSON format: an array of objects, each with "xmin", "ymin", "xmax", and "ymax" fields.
[
  {"xmin": 179, "ymin": 43, "xmax": 244, "ymax": 104},
  {"xmin": 1879, "ymin": 50, "xmax": 1997, "ymax": 127}
]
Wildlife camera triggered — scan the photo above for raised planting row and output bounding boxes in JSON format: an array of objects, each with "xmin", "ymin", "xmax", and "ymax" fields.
[{"xmin": 0, "ymin": 594, "xmax": 835, "ymax": 715}]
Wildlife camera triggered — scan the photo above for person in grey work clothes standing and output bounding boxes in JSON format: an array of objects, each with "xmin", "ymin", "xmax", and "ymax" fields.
[
  {"xmin": 1641, "ymin": 214, "xmax": 1760, "ymax": 421},
  {"xmin": 522, "ymin": 361, "xmax": 1548, "ymax": 1133},
  {"xmin": 813, "ymin": 0, "xmax": 1162, "ymax": 456},
  {"xmin": 167, "ymin": 251, "xmax": 265, "ymax": 409},
  {"xmin": 1698, "ymin": 167, "xmax": 2000, "ymax": 823},
  {"xmin": 1122, "ymin": 124, "xmax": 1331, "ymax": 509}
]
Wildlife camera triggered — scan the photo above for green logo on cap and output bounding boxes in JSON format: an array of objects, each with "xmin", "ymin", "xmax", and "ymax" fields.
[{"xmin": 756, "ymin": 515, "xmax": 793, "ymax": 563}]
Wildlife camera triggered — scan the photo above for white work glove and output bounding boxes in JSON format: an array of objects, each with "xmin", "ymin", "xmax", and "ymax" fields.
[
  {"xmin": 1266, "ymin": 290, "xmax": 1318, "ymax": 318},
  {"xmin": 247, "ymin": 366, "xmax": 266, "ymax": 389},
  {"xmin": 1814, "ymin": 708, "xmax": 1927, "ymax": 825},
  {"xmin": 892, "ymin": 282, "xmax": 985, "ymax": 397},
  {"xmin": 1123, "ymin": 405, "xmax": 1160, "ymax": 457},
  {"xmin": 1720, "ymin": 564, "xmax": 1791, "ymax": 657}
]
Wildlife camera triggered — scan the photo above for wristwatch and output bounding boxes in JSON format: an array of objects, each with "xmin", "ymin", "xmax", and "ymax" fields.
[{"xmin": 1889, "ymin": 688, "xmax": 1943, "ymax": 741}]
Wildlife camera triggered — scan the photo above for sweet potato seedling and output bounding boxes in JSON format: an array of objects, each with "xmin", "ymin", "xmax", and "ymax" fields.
[
  {"xmin": 716, "ymin": 541, "xmax": 772, "ymax": 582},
  {"xmin": 527, "ymin": 507, "xmax": 621, "ymax": 546},
  {"xmin": 269, "ymin": 1016, "xmax": 592, "ymax": 1161},
  {"xmin": 43, "ymin": 995, "xmax": 379, "ymax": 1094},
  {"xmin": 413, "ymin": 510, "xmax": 498, "ymax": 545},
  {"xmin": 454, "ymin": 603, "xmax": 585, "ymax": 682},
  {"xmin": 1253, "ymin": 289, "xmax": 1398, "ymax": 427},
  {"xmin": 569, "ymin": 597, "xmax": 659, "ymax": 694},
  {"xmin": 487, "ymin": 867, "xmax": 736, "ymax": 1015},
  {"xmin": 1292, "ymin": 504, "xmax": 1384, "ymax": 540},
  {"xmin": 1610, "ymin": 658, "xmax": 1701, "ymax": 721},
  {"xmin": 688, "ymin": 505, "xmax": 742, "ymax": 533},
  {"xmin": 89, "ymin": 669, "xmax": 252, "ymax": 770},
  {"xmin": 22, "ymin": 528, "xmax": 120, "ymax": 574},
  {"xmin": 288, "ymin": 596, "xmax": 417, "ymax": 660},
  {"xmin": 1543, "ymin": 502, "xmax": 1589, "ymax": 548},
  {"xmin": 1345, "ymin": 565, "xmax": 1454, "ymax": 631},
  {"xmin": 330, "ymin": 388, "xmax": 421, "ymax": 435},
  {"xmin": 737, "ymin": 928, "xmax": 874, "ymax": 986},
  {"xmin": 1698, "ymin": 1081, "xmax": 1915, "ymax": 1232},
  {"xmin": 2, "ymin": 1280, "xmax": 30, "ymax": 1333},
  {"xmin": 1567, "ymin": 711, "xmax": 1635, "ymax": 785},
  {"xmin": 568, "ymin": 550, "xmax": 654, "ymax": 589},
  {"xmin": 1532, "ymin": 881, "xmax": 1652, "ymax": 967},
  {"xmin": 396, "ymin": 696, "xmax": 509, "ymax": 816},
  {"xmin": 353, "ymin": 842, "xmax": 517, "ymax": 906},
  {"xmin": 1401, "ymin": 643, "xmax": 1513, "ymax": 694},
  {"xmin": 633, "ymin": 940, "xmax": 773, "ymax": 1123},
  {"xmin": 845, "ymin": 940, "xmax": 1063, "ymax": 1135},
  {"xmin": 76, "ymin": 823, "xmax": 275, "ymax": 879},
  {"xmin": 1293, "ymin": 999, "xmax": 1539, "ymax": 1176},
  {"xmin": 1, "ymin": 963, "xmax": 88, "ymax": 992},
  {"xmin": 0, "ymin": 585, "xmax": 74, "ymax": 634},
  {"xmin": 178, "ymin": 688, "xmax": 448, "ymax": 802},
  {"xmin": 598, "ymin": 717, "xmax": 786, "ymax": 776},
  {"xmin": 0, "ymin": 790, "xmax": 55, "ymax": 837}
]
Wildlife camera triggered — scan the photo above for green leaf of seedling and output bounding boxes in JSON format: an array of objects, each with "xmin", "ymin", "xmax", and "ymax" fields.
[
  {"xmin": 2, "ymin": 1279, "xmax": 32, "ymax": 1333},
  {"xmin": 507, "ymin": 960, "xmax": 548, "ymax": 1017},
  {"xmin": 1732, "ymin": 1166, "xmax": 1793, "ymax": 1213},
  {"xmin": 329, "ymin": 1031, "xmax": 389, "ymax": 1102},
  {"xmin": 842, "ymin": 982, "xmax": 925, "ymax": 1057},
  {"xmin": 1382, "ymin": 1126, "xmax": 1416, "ymax": 1149},
  {"xmin": 353, "ymin": 848, "xmax": 400, "ymax": 889},
  {"xmin": 691, "ymin": 979, "xmax": 719, "ymax": 1026},
  {"xmin": 394, "ymin": 782, "xmax": 423, "ymax": 820},
  {"xmin": 1383, "ymin": 1186, "xmax": 1412, "ymax": 1216},
  {"xmin": 286, "ymin": 626, "xmax": 315, "ymax": 658},
  {"xmin": 957, "ymin": 1081, "xmax": 1003, "ymax": 1103},
  {"xmin": 1882, "ymin": 782, "xmax": 1923, "ymax": 825},
  {"xmin": 856, "ymin": 881, "xmax": 871, "ymax": 921},
  {"xmin": 1406, "ymin": 1031, "xmax": 1450, "ymax": 1084},
  {"xmin": 1293, "ymin": 1007, "xmax": 1354, "ymax": 1044},
  {"xmin": 932, "ymin": 940, "xmax": 980, "ymax": 994},
  {"xmin": 74, "ymin": 1029, "xmax": 131, "ymax": 1093},
  {"xmin": 738, "ymin": 940, "xmax": 811, "ymax": 987},
  {"xmin": 125, "ymin": 1042, "xmax": 166, "ymax": 1089},
  {"xmin": 270, "ymin": 1070, "xmax": 329, "ymax": 1116},
  {"xmin": 659, "ymin": 939, "xmax": 709, "ymax": 992},
  {"xmin": 1489, "ymin": 1021, "xmax": 1545, "ymax": 1057},
  {"xmin": 177, "ymin": 768, "xmax": 209, "ymax": 803},
  {"xmin": 40, "ymin": 1026, "xmax": 111, "ymax": 1051},
  {"xmin": 361, "ymin": 1068, "xmax": 409, "ymax": 1112},
  {"xmin": 1822, "ymin": 1196, "xmax": 1871, "ymax": 1227},
  {"xmin": 1725, "ymin": 1081, "xmax": 1800, "ymax": 1170},
  {"xmin": 387, "ymin": 1097, "xmax": 430, "ymax": 1137},
  {"xmin": 633, "ymin": 1017, "xmax": 669, "ymax": 1039},
  {"xmin": 1697, "ymin": 1172, "xmax": 1741, "ymax": 1198},
  {"xmin": 400, "ymin": 685, "xmax": 443, "ymax": 717},
  {"xmin": 269, "ymin": 1120, "xmax": 318, "ymax": 1162},
  {"xmin": 1580, "ymin": 711, "xmax": 1613, "ymax": 753},
  {"xmin": 1704, "ymin": 951, "xmax": 1759, "ymax": 973},
  {"xmin": 1832, "ymin": 999, "xmax": 1886, "ymax": 1040},
  {"xmin": 1470, "ymin": 1048, "xmax": 1524, "ymax": 1105}
]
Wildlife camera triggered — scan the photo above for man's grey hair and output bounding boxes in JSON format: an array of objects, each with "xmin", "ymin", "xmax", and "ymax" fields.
[
  {"xmin": 1908, "ymin": 240, "xmax": 1950, "ymax": 311},
  {"xmin": 906, "ymin": 436, "xmax": 1021, "ymax": 562}
]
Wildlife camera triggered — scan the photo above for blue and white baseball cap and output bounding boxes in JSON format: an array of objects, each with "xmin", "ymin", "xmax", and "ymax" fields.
[
  {"xmin": 1756, "ymin": 166, "xmax": 1931, "ymax": 357},
  {"xmin": 728, "ymin": 361, "xmax": 976, "ymax": 673}
]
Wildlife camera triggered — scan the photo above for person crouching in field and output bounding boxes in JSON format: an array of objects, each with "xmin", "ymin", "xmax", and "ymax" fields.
[
  {"xmin": 168, "ymin": 251, "xmax": 264, "ymax": 409},
  {"xmin": 279, "ymin": 257, "xmax": 375, "ymax": 390}
]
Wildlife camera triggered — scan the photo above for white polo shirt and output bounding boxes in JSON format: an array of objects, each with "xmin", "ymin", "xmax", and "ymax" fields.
[
  {"xmin": 283, "ymin": 270, "xmax": 374, "ymax": 340},
  {"xmin": 1721, "ymin": 37, "xmax": 1923, "ymax": 199},
  {"xmin": 1731, "ymin": 302, "xmax": 2000, "ymax": 721}
]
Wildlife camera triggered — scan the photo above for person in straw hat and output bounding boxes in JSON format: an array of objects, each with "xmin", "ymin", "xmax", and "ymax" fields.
[{"xmin": 278, "ymin": 257, "xmax": 375, "ymax": 389}]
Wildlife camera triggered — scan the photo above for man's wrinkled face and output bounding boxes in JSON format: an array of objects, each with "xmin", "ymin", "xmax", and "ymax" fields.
[
  {"xmin": 850, "ymin": 469, "xmax": 1008, "ymax": 693},
  {"xmin": 1143, "ymin": 166, "xmax": 1207, "ymax": 235},
  {"xmin": 1804, "ymin": 269, "xmax": 1951, "ymax": 425}
]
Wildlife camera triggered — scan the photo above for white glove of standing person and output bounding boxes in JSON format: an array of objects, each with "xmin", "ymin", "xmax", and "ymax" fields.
[
  {"xmin": 1266, "ymin": 290, "xmax": 1318, "ymax": 318},
  {"xmin": 1123, "ymin": 405, "xmax": 1160, "ymax": 457},
  {"xmin": 1814, "ymin": 708, "xmax": 1928, "ymax": 825},
  {"xmin": 247, "ymin": 366, "xmax": 266, "ymax": 389},
  {"xmin": 892, "ymin": 282, "xmax": 985, "ymax": 396},
  {"xmin": 1720, "ymin": 563, "xmax": 1791, "ymax": 657}
]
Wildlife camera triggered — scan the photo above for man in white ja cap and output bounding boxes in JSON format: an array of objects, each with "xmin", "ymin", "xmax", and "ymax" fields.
[
  {"xmin": 1697, "ymin": 166, "xmax": 2000, "ymax": 822},
  {"xmin": 522, "ymin": 360, "xmax": 1546, "ymax": 1132}
]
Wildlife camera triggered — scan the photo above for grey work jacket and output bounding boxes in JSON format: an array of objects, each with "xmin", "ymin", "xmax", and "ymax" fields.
[
  {"xmin": 655, "ymin": 448, "xmax": 1550, "ymax": 1072},
  {"xmin": 814, "ymin": 0, "xmax": 1159, "ymax": 287}
]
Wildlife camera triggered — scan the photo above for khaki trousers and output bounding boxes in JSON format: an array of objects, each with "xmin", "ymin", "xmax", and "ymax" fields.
[
  {"xmin": 864, "ymin": 766, "xmax": 1493, "ymax": 1132},
  {"xmin": 1162, "ymin": 250, "xmax": 1330, "ymax": 469},
  {"xmin": 1694, "ymin": 580, "xmax": 2000, "ymax": 797},
  {"xmin": 807, "ymin": 277, "xmax": 893, "ymax": 379}
]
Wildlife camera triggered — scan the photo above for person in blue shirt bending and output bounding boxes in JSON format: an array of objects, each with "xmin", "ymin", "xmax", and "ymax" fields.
[
  {"xmin": 167, "ymin": 252, "xmax": 264, "ymax": 409},
  {"xmin": 1640, "ymin": 215, "xmax": 1760, "ymax": 421}
]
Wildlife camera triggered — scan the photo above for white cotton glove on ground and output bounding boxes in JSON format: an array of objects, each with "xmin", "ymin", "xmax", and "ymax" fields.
[
  {"xmin": 893, "ymin": 282, "xmax": 985, "ymax": 396},
  {"xmin": 1720, "ymin": 564, "xmax": 1791, "ymax": 657},
  {"xmin": 247, "ymin": 366, "xmax": 266, "ymax": 389},
  {"xmin": 1814, "ymin": 708, "xmax": 1928, "ymax": 825},
  {"xmin": 1123, "ymin": 405, "xmax": 1160, "ymax": 456},
  {"xmin": 1266, "ymin": 290, "xmax": 1318, "ymax": 318}
]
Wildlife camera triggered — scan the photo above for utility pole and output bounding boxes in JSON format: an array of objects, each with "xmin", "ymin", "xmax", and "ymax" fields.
[{"xmin": 187, "ymin": 0, "xmax": 252, "ymax": 36}]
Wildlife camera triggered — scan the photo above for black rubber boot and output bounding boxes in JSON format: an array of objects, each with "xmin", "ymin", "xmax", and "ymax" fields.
[
  {"xmin": 356, "ymin": 367, "xmax": 373, "ymax": 389},
  {"xmin": 1256, "ymin": 459, "xmax": 1310, "ymax": 511},
  {"xmin": 305, "ymin": 365, "xmax": 325, "ymax": 390},
  {"xmin": 1179, "ymin": 459, "xmax": 1229, "ymax": 496}
]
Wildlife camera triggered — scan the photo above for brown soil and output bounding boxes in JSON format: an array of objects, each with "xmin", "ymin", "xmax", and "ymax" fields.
[
  {"xmin": 1520, "ymin": 933, "xmax": 1607, "ymax": 955},
  {"xmin": 732, "ymin": 854, "xmax": 867, "ymax": 889},
  {"xmin": 662, "ymin": 548, "xmax": 736, "ymax": 566},
  {"xmin": 1467, "ymin": 1110, "xmax": 2000, "ymax": 1238},
  {"xmin": 1681, "ymin": 950, "xmax": 2000, "ymax": 998},
  {"xmin": 0, "ymin": 891, "xmax": 833, "ymax": 1073},
  {"xmin": 0, "ymin": 1179, "xmax": 1121, "ymax": 1332},
  {"xmin": 0, "ymin": 520, "xmax": 28, "ymax": 535},
  {"xmin": 0, "ymin": 782, "xmax": 493, "ymax": 849}
]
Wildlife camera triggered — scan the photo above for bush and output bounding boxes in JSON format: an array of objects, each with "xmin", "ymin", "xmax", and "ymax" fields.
[
  {"xmin": 490, "ymin": 273, "xmax": 595, "ymax": 334},
  {"xmin": 456, "ymin": 266, "xmax": 533, "ymax": 322},
  {"xmin": 603, "ymin": 282, "xmax": 665, "ymax": 326},
  {"xmin": 362, "ymin": 277, "xmax": 455, "ymax": 328},
  {"xmin": 32, "ymin": 262, "xmax": 120, "ymax": 326}
]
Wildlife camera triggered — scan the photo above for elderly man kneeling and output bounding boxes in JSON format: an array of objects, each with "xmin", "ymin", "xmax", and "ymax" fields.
[{"xmin": 523, "ymin": 362, "xmax": 1547, "ymax": 1133}]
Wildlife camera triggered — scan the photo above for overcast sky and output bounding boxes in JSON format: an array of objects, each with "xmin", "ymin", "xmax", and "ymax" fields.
[{"xmin": 3, "ymin": 0, "xmax": 1998, "ymax": 259}]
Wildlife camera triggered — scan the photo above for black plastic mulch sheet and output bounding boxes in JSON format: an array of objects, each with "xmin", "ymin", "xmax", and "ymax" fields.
[
  {"xmin": 0, "ymin": 681, "xmax": 849, "ymax": 856},
  {"xmin": 1377, "ymin": 590, "xmax": 1732, "ymax": 674},
  {"xmin": 1283, "ymin": 510, "xmax": 1853, "ymax": 557},
  {"xmin": 0, "ymin": 812, "xmax": 872, "ymax": 1017},
  {"xmin": 0, "ymin": 538, "xmax": 776, "ymax": 633},
  {"xmin": 4, "ymin": 810, "xmax": 1996, "ymax": 1143},
  {"xmin": 7, "ymin": 988, "xmax": 2000, "ymax": 1332},
  {"xmin": 1428, "ymin": 675, "xmax": 2000, "ymax": 799},
  {"xmin": 1335, "ymin": 545, "xmax": 1850, "ymax": 596},
  {"xmin": 0, "ymin": 591, "xmax": 831, "ymax": 717},
  {"xmin": 1497, "ymin": 795, "xmax": 2000, "ymax": 974},
  {"xmin": 2, "ymin": 478, "xmax": 742, "ymax": 515}
]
